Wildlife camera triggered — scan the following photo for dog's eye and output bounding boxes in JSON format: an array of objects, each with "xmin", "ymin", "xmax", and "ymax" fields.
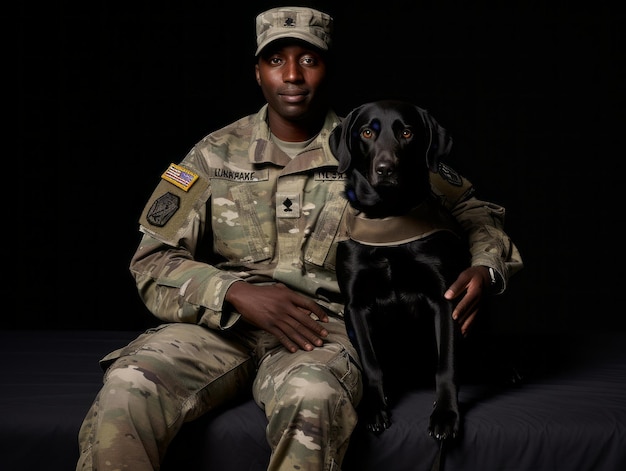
[
  {"xmin": 361, "ymin": 128, "xmax": 374, "ymax": 139},
  {"xmin": 401, "ymin": 129, "xmax": 413, "ymax": 139}
]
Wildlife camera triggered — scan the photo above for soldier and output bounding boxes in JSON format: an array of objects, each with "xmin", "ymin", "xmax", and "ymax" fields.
[{"xmin": 77, "ymin": 5, "xmax": 522, "ymax": 471}]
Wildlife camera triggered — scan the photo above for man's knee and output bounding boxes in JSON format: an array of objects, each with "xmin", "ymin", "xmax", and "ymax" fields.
[{"xmin": 256, "ymin": 342, "xmax": 362, "ymax": 408}]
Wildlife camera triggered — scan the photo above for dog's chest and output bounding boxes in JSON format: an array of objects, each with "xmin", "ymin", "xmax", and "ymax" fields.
[{"xmin": 347, "ymin": 202, "xmax": 459, "ymax": 247}]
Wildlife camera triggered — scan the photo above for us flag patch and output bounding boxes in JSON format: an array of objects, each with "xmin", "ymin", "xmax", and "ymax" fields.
[{"xmin": 161, "ymin": 163, "xmax": 198, "ymax": 191}]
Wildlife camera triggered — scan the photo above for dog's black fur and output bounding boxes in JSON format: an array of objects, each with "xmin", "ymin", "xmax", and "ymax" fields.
[{"xmin": 330, "ymin": 100, "xmax": 470, "ymax": 440}]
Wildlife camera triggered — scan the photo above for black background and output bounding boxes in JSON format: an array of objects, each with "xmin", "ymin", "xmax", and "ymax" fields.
[{"xmin": 17, "ymin": 1, "xmax": 625, "ymax": 333}]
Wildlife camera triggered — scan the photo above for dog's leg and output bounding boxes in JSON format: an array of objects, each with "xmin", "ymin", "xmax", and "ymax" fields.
[
  {"xmin": 429, "ymin": 300, "xmax": 460, "ymax": 440},
  {"xmin": 345, "ymin": 305, "xmax": 391, "ymax": 433},
  {"xmin": 337, "ymin": 243, "xmax": 391, "ymax": 434}
]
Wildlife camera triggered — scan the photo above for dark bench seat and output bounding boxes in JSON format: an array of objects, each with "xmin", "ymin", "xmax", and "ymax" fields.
[{"xmin": 2, "ymin": 330, "xmax": 625, "ymax": 471}]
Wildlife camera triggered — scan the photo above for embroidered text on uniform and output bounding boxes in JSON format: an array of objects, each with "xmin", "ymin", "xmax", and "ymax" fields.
[{"xmin": 212, "ymin": 169, "xmax": 259, "ymax": 181}]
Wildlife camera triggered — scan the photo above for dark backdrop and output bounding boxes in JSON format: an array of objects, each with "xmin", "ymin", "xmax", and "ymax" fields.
[{"xmin": 17, "ymin": 1, "xmax": 625, "ymax": 333}]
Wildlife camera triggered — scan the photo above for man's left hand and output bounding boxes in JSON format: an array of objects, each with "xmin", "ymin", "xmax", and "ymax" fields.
[{"xmin": 444, "ymin": 266, "xmax": 491, "ymax": 336}]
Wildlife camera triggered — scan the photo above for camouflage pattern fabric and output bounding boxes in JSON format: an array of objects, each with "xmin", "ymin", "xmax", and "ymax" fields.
[
  {"xmin": 77, "ymin": 103, "xmax": 522, "ymax": 470},
  {"xmin": 77, "ymin": 319, "xmax": 360, "ymax": 470},
  {"xmin": 254, "ymin": 6, "xmax": 334, "ymax": 56}
]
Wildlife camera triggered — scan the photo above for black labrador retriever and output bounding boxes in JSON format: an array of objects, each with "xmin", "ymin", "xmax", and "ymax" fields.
[{"xmin": 330, "ymin": 100, "xmax": 469, "ymax": 441}]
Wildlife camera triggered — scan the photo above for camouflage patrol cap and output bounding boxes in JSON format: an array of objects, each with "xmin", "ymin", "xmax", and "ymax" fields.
[{"xmin": 255, "ymin": 6, "xmax": 333, "ymax": 56}]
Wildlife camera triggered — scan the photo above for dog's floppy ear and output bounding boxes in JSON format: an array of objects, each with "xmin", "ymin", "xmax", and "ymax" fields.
[
  {"xmin": 328, "ymin": 124, "xmax": 347, "ymax": 172},
  {"xmin": 417, "ymin": 107, "xmax": 453, "ymax": 173},
  {"xmin": 329, "ymin": 105, "xmax": 365, "ymax": 174}
]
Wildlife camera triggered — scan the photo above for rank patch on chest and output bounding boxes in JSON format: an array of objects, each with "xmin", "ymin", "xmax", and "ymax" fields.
[
  {"xmin": 276, "ymin": 192, "xmax": 300, "ymax": 218},
  {"xmin": 146, "ymin": 192, "xmax": 180, "ymax": 227},
  {"xmin": 162, "ymin": 163, "xmax": 198, "ymax": 191}
]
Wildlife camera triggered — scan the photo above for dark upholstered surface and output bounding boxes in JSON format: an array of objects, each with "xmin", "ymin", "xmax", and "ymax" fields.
[{"xmin": 2, "ymin": 330, "xmax": 625, "ymax": 471}]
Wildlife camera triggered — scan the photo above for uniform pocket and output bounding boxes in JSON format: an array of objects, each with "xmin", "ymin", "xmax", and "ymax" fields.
[
  {"xmin": 303, "ymin": 181, "xmax": 348, "ymax": 270},
  {"xmin": 98, "ymin": 324, "xmax": 171, "ymax": 372},
  {"xmin": 326, "ymin": 344, "xmax": 362, "ymax": 404}
]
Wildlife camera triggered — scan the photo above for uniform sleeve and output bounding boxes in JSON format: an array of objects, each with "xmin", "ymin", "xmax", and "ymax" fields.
[
  {"xmin": 430, "ymin": 163, "xmax": 524, "ymax": 294},
  {"xmin": 449, "ymin": 196, "xmax": 523, "ymax": 293},
  {"xmin": 129, "ymin": 152, "xmax": 244, "ymax": 329}
]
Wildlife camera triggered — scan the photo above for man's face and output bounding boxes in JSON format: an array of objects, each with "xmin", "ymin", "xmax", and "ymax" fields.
[{"xmin": 255, "ymin": 41, "xmax": 329, "ymax": 126}]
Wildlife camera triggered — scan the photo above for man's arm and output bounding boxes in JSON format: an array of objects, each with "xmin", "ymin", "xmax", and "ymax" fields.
[{"xmin": 430, "ymin": 165, "xmax": 524, "ymax": 334}]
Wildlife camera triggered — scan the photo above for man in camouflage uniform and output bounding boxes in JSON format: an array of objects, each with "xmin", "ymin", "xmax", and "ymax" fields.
[{"xmin": 77, "ymin": 6, "xmax": 523, "ymax": 471}]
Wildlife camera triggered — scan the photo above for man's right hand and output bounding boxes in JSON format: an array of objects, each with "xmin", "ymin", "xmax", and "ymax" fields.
[{"xmin": 225, "ymin": 282, "xmax": 329, "ymax": 353}]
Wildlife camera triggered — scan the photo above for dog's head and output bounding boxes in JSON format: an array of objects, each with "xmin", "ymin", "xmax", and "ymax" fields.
[{"xmin": 329, "ymin": 100, "xmax": 452, "ymax": 216}]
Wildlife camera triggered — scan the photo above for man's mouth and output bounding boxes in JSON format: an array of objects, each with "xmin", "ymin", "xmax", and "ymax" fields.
[{"xmin": 280, "ymin": 93, "xmax": 307, "ymax": 104}]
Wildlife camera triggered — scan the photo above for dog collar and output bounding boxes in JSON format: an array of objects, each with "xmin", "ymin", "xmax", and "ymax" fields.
[{"xmin": 347, "ymin": 201, "xmax": 460, "ymax": 246}]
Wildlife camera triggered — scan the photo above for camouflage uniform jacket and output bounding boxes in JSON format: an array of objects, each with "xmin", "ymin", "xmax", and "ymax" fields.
[{"xmin": 130, "ymin": 105, "xmax": 523, "ymax": 330}]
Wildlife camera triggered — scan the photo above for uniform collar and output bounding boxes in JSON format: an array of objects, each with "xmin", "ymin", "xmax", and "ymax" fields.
[{"xmin": 249, "ymin": 104, "xmax": 341, "ymax": 171}]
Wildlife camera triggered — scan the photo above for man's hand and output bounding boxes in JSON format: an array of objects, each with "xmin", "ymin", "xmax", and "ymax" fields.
[
  {"xmin": 444, "ymin": 266, "xmax": 491, "ymax": 336},
  {"xmin": 225, "ymin": 282, "xmax": 329, "ymax": 353}
]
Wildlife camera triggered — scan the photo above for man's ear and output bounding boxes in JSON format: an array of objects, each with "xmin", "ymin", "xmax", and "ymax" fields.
[{"xmin": 255, "ymin": 64, "xmax": 261, "ymax": 86}]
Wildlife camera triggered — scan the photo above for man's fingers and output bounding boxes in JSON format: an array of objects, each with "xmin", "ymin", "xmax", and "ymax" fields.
[
  {"xmin": 273, "ymin": 312, "xmax": 329, "ymax": 352},
  {"xmin": 460, "ymin": 310, "xmax": 477, "ymax": 336},
  {"xmin": 297, "ymin": 308, "xmax": 329, "ymax": 336},
  {"xmin": 274, "ymin": 331, "xmax": 300, "ymax": 353},
  {"xmin": 305, "ymin": 304, "xmax": 329, "ymax": 323}
]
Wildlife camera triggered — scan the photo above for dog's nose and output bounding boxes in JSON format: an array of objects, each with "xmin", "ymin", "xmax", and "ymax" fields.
[{"xmin": 375, "ymin": 162, "xmax": 395, "ymax": 177}]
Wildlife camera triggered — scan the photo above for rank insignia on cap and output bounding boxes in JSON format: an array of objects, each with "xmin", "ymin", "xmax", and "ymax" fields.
[
  {"xmin": 438, "ymin": 162, "xmax": 462, "ymax": 186},
  {"xmin": 161, "ymin": 163, "xmax": 198, "ymax": 191},
  {"xmin": 146, "ymin": 192, "xmax": 180, "ymax": 227}
]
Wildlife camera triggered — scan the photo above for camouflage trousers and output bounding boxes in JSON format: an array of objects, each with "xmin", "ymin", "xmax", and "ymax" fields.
[{"xmin": 76, "ymin": 316, "xmax": 362, "ymax": 471}]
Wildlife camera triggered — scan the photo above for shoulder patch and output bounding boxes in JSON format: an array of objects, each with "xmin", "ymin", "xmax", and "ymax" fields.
[
  {"xmin": 162, "ymin": 163, "xmax": 199, "ymax": 191},
  {"xmin": 438, "ymin": 162, "xmax": 462, "ymax": 186},
  {"xmin": 139, "ymin": 172, "xmax": 210, "ymax": 242},
  {"xmin": 146, "ymin": 192, "xmax": 180, "ymax": 227}
]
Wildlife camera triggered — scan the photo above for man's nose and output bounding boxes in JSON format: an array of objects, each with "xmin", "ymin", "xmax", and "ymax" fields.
[{"xmin": 283, "ymin": 61, "xmax": 304, "ymax": 82}]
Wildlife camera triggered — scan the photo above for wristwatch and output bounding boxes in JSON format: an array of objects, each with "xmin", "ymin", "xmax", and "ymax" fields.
[{"xmin": 488, "ymin": 267, "xmax": 502, "ymax": 293}]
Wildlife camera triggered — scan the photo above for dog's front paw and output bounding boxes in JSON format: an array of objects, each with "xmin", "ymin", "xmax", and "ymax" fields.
[
  {"xmin": 365, "ymin": 409, "xmax": 391, "ymax": 434},
  {"xmin": 428, "ymin": 401, "xmax": 459, "ymax": 441}
]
